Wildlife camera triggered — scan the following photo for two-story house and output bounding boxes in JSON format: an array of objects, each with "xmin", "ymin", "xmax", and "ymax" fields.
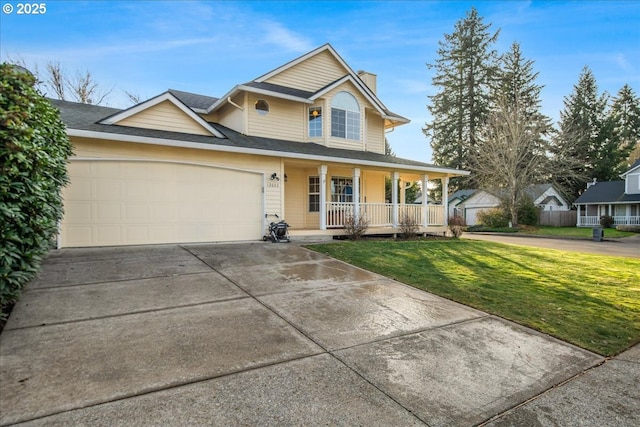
[
  {"xmin": 574, "ymin": 159, "xmax": 640, "ymax": 227},
  {"xmin": 53, "ymin": 44, "xmax": 468, "ymax": 247}
]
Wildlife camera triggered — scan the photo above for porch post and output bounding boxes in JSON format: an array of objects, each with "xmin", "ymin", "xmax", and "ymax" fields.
[
  {"xmin": 577, "ymin": 205, "xmax": 581, "ymax": 226},
  {"xmin": 392, "ymin": 171, "xmax": 399, "ymax": 227},
  {"xmin": 443, "ymin": 176, "xmax": 449, "ymax": 227},
  {"xmin": 353, "ymin": 167, "xmax": 360, "ymax": 219},
  {"xmin": 422, "ymin": 174, "xmax": 429, "ymax": 227},
  {"xmin": 319, "ymin": 165, "xmax": 327, "ymax": 230}
]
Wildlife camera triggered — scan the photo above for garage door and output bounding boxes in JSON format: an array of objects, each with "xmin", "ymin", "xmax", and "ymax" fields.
[
  {"xmin": 465, "ymin": 208, "xmax": 483, "ymax": 226},
  {"xmin": 61, "ymin": 160, "xmax": 264, "ymax": 247}
]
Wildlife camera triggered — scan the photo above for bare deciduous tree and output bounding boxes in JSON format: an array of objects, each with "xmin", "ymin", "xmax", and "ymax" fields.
[
  {"xmin": 124, "ymin": 90, "xmax": 142, "ymax": 105},
  {"xmin": 45, "ymin": 62, "xmax": 65, "ymax": 100},
  {"xmin": 474, "ymin": 96, "xmax": 549, "ymax": 226}
]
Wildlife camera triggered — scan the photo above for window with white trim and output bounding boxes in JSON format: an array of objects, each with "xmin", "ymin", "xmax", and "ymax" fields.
[
  {"xmin": 255, "ymin": 99, "xmax": 269, "ymax": 115},
  {"xmin": 330, "ymin": 176, "xmax": 354, "ymax": 203},
  {"xmin": 308, "ymin": 176, "xmax": 320, "ymax": 212},
  {"xmin": 331, "ymin": 92, "xmax": 360, "ymax": 140},
  {"xmin": 309, "ymin": 107, "xmax": 322, "ymax": 137}
]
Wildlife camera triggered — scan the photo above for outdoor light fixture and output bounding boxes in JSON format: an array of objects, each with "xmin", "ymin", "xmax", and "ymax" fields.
[{"xmin": 270, "ymin": 173, "xmax": 280, "ymax": 181}]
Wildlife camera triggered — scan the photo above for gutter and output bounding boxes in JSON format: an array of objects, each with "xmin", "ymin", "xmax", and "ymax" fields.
[{"xmin": 66, "ymin": 128, "xmax": 470, "ymax": 177}]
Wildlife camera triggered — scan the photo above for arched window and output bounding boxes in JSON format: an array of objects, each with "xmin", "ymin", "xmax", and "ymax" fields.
[
  {"xmin": 255, "ymin": 99, "xmax": 269, "ymax": 115},
  {"xmin": 331, "ymin": 92, "xmax": 360, "ymax": 140}
]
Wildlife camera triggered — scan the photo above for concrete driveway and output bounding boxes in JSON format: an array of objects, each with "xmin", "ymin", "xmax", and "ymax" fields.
[{"xmin": 0, "ymin": 243, "xmax": 636, "ymax": 426}]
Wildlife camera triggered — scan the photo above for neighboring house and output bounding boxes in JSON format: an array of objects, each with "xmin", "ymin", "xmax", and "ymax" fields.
[
  {"xmin": 447, "ymin": 189, "xmax": 476, "ymax": 219},
  {"xmin": 455, "ymin": 184, "xmax": 570, "ymax": 226},
  {"xmin": 53, "ymin": 44, "xmax": 469, "ymax": 248},
  {"xmin": 574, "ymin": 160, "xmax": 640, "ymax": 227},
  {"xmin": 413, "ymin": 193, "xmax": 436, "ymax": 205}
]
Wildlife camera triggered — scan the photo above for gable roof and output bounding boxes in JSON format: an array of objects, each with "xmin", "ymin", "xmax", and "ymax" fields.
[
  {"xmin": 52, "ymin": 99, "xmax": 467, "ymax": 176},
  {"xmin": 574, "ymin": 181, "xmax": 640, "ymax": 204},
  {"xmin": 254, "ymin": 44, "xmax": 348, "ymax": 83},
  {"xmin": 99, "ymin": 91, "xmax": 225, "ymax": 138},
  {"xmin": 453, "ymin": 184, "xmax": 568, "ymax": 206},
  {"xmin": 168, "ymin": 89, "xmax": 218, "ymax": 113},
  {"xmin": 206, "ymin": 44, "xmax": 409, "ymax": 126},
  {"xmin": 448, "ymin": 189, "xmax": 476, "ymax": 204},
  {"xmin": 621, "ymin": 158, "xmax": 640, "ymax": 177}
]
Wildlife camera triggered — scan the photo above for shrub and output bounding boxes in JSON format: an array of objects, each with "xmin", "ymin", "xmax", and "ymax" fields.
[
  {"xmin": 398, "ymin": 213, "xmax": 420, "ymax": 239},
  {"xmin": 0, "ymin": 63, "xmax": 73, "ymax": 320},
  {"xmin": 599, "ymin": 215, "xmax": 614, "ymax": 228},
  {"xmin": 448, "ymin": 215, "xmax": 466, "ymax": 238},
  {"xmin": 344, "ymin": 214, "xmax": 369, "ymax": 240},
  {"xmin": 517, "ymin": 201, "xmax": 539, "ymax": 226},
  {"xmin": 477, "ymin": 208, "xmax": 509, "ymax": 228}
]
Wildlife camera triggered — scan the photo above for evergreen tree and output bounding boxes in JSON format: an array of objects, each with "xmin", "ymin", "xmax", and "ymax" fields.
[
  {"xmin": 609, "ymin": 84, "xmax": 640, "ymax": 168},
  {"xmin": 552, "ymin": 67, "xmax": 609, "ymax": 199},
  {"xmin": 424, "ymin": 7, "xmax": 500, "ymax": 191}
]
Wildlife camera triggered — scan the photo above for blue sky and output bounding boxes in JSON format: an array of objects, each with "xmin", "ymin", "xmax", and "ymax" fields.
[{"xmin": 1, "ymin": 0, "xmax": 639, "ymax": 163}]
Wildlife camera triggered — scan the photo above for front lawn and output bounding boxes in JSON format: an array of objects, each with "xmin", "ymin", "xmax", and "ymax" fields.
[
  {"xmin": 521, "ymin": 226, "xmax": 636, "ymax": 239},
  {"xmin": 308, "ymin": 240, "xmax": 640, "ymax": 356},
  {"xmin": 466, "ymin": 225, "xmax": 637, "ymax": 238}
]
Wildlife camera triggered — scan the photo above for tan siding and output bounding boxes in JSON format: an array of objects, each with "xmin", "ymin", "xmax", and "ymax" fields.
[
  {"xmin": 283, "ymin": 168, "xmax": 306, "ymax": 228},
  {"xmin": 247, "ymin": 95, "xmax": 304, "ymax": 141},
  {"xmin": 215, "ymin": 101, "xmax": 245, "ymax": 134},
  {"xmin": 266, "ymin": 50, "xmax": 348, "ymax": 92},
  {"xmin": 362, "ymin": 171, "xmax": 386, "ymax": 203},
  {"xmin": 366, "ymin": 110, "xmax": 385, "ymax": 154},
  {"xmin": 118, "ymin": 101, "xmax": 211, "ymax": 136}
]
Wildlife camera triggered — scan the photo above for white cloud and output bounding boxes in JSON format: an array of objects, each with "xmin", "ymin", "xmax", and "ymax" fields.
[
  {"xmin": 260, "ymin": 20, "xmax": 314, "ymax": 53},
  {"xmin": 395, "ymin": 79, "xmax": 432, "ymax": 95},
  {"xmin": 614, "ymin": 53, "xmax": 633, "ymax": 72}
]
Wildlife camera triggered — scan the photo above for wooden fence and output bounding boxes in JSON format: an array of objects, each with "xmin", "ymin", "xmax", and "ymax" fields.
[{"xmin": 538, "ymin": 210, "xmax": 577, "ymax": 227}]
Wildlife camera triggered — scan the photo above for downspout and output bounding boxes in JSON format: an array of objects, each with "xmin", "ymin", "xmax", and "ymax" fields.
[{"xmin": 227, "ymin": 97, "xmax": 243, "ymax": 110}]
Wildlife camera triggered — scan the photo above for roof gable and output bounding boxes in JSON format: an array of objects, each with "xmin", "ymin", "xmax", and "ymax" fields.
[
  {"xmin": 100, "ymin": 92, "xmax": 225, "ymax": 138},
  {"xmin": 206, "ymin": 46, "xmax": 409, "ymax": 125},
  {"xmin": 621, "ymin": 158, "xmax": 640, "ymax": 177},
  {"xmin": 255, "ymin": 44, "xmax": 351, "ymax": 91}
]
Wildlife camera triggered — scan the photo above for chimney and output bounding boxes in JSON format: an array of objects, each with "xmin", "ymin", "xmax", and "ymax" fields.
[
  {"xmin": 587, "ymin": 178, "xmax": 597, "ymax": 189},
  {"xmin": 357, "ymin": 70, "xmax": 377, "ymax": 94}
]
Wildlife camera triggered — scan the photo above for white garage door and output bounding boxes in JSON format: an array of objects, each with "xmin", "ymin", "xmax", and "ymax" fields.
[
  {"xmin": 61, "ymin": 160, "xmax": 264, "ymax": 247},
  {"xmin": 465, "ymin": 208, "xmax": 483, "ymax": 226}
]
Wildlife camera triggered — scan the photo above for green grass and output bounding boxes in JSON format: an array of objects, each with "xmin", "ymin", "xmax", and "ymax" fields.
[
  {"xmin": 308, "ymin": 240, "xmax": 640, "ymax": 356},
  {"xmin": 520, "ymin": 226, "xmax": 636, "ymax": 238}
]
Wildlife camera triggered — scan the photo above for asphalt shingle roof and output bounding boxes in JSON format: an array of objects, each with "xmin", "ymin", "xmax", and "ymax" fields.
[
  {"xmin": 168, "ymin": 89, "xmax": 218, "ymax": 110},
  {"xmin": 241, "ymin": 81, "xmax": 315, "ymax": 100},
  {"xmin": 51, "ymin": 99, "xmax": 451, "ymax": 172},
  {"xmin": 448, "ymin": 189, "xmax": 476, "ymax": 203},
  {"xmin": 574, "ymin": 181, "xmax": 640, "ymax": 204}
]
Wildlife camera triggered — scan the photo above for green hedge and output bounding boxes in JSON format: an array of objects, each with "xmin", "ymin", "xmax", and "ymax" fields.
[{"xmin": 0, "ymin": 63, "xmax": 73, "ymax": 316}]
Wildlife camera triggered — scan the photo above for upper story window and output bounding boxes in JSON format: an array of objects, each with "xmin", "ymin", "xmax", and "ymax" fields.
[
  {"xmin": 331, "ymin": 92, "xmax": 360, "ymax": 140},
  {"xmin": 309, "ymin": 107, "xmax": 322, "ymax": 137},
  {"xmin": 255, "ymin": 99, "xmax": 269, "ymax": 115}
]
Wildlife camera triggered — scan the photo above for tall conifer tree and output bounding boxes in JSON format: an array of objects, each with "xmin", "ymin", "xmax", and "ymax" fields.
[
  {"xmin": 608, "ymin": 84, "xmax": 640, "ymax": 168},
  {"xmin": 552, "ymin": 67, "xmax": 608, "ymax": 199},
  {"xmin": 424, "ymin": 7, "xmax": 499, "ymax": 191}
]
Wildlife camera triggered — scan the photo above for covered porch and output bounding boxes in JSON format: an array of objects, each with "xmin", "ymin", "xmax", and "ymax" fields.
[
  {"xmin": 576, "ymin": 203, "xmax": 640, "ymax": 227},
  {"xmin": 281, "ymin": 158, "xmax": 465, "ymax": 238}
]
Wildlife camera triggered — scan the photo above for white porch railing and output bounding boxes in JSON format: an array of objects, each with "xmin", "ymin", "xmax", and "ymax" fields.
[
  {"xmin": 577, "ymin": 216, "xmax": 640, "ymax": 227},
  {"xmin": 325, "ymin": 202, "xmax": 445, "ymax": 228}
]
